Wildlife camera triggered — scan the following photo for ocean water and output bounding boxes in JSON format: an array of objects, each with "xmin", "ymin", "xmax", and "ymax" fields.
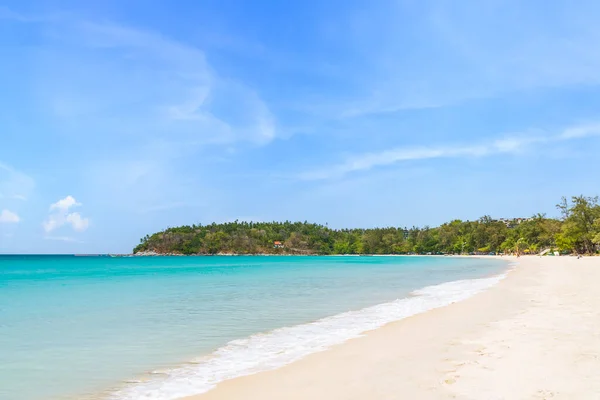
[{"xmin": 0, "ymin": 255, "xmax": 508, "ymax": 400}]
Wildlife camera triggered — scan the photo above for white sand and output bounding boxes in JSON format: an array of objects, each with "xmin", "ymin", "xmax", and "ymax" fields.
[{"xmin": 183, "ymin": 256, "xmax": 600, "ymax": 399}]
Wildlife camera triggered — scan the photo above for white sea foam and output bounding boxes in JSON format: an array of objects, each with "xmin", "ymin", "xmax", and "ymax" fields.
[{"xmin": 110, "ymin": 273, "xmax": 506, "ymax": 400}]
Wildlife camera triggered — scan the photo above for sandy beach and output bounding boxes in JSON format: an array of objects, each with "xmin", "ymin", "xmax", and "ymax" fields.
[{"xmin": 182, "ymin": 256, "xmax": 600, "ymax": 400}]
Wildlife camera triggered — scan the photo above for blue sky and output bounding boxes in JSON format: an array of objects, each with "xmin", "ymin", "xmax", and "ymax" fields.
[{"xmin": 1, "ymin": 0, "xmax": 600, "ymax": 253}]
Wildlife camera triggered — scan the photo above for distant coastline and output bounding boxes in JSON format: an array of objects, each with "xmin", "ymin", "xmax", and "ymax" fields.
[
  {"xmin": 133, "ymin": 195, "xmax": 600, "ymax": 257},
  {"xmin": 131, "ymin": 251, "xmax": 499, "ymax": 257}
]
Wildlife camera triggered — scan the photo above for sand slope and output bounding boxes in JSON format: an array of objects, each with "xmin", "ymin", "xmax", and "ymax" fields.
[{"xmin": 183, "ymin": 256, "xmax": 600, "ymax": 400}]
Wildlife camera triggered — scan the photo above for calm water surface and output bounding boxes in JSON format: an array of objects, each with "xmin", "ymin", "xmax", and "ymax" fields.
[{"xmin": 0, "ymin": 255, "xmax": 508, "ymax": 400}]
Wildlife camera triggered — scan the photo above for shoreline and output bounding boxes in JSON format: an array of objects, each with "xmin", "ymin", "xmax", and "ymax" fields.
[
  {"xmin": 126, "ymin": 253, "xmax": 572, "ymax": 260},
  {"xmin": 180, "ymin": 255, "xmax": 600, "ymax": 399},
  {"xmin": 104, "ymin": 256, "xmax": 508, "ymax": 400}
]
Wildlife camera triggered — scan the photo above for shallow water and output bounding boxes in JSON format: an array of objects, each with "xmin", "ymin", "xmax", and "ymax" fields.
[{"xmin": 0, "ymin": 255, "xmax": 507, "ymax": 400}]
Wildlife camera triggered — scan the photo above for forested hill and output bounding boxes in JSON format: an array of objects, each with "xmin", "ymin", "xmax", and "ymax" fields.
[{"xmin": 133, "ymin": 196, "xmax": 600, "ymax": 255}]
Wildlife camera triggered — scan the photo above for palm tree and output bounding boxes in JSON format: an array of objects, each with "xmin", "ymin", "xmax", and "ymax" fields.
[{"xmin": 515, "ymin": 237, "xmax": 527, "ymax": 257}]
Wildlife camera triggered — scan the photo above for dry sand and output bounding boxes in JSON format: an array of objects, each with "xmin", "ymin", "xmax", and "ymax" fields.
[{"xmin": 183, "ymin": 256, "xmax": 600, "ymax": 400}]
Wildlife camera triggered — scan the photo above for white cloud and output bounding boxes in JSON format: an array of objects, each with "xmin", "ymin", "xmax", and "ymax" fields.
[
  {"xmin": 42, "ymin": 216, "xmax": 60, "ymax": 233},
  {"xmin": 0, "ymin": 209, "xmax": 20, "ymax": 223},
  {"xmin": 299, "ymin": 122, "xmax": 600, "ymax": 180},
  {"xmin": 65, "ymin": 212, "xmax": 89, "ymax": 232},
  {"xmin": 43, "ymin": 196, "xmax": 90, "ymax": 233},
  {"xmin": 49, "ymin": 195, "xmax": 81, "ymax": 211}
]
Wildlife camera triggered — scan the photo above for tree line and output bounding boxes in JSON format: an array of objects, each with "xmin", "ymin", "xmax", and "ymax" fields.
[{"xmin": 133, "ymin": 195, "xmax": 600, "ymax": 255}]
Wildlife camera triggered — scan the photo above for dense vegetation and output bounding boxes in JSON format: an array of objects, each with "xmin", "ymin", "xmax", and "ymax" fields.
[{"xmin": 134, "ymin": 196, "xmax": 600, "ymax": 255}]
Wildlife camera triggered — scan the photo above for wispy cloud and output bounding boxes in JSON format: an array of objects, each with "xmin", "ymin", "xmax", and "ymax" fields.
[
  {"xmin": 300, "ymin": 2, "xmax": 600, "ymax": 119},
  {"xmin": 5, "ymin": 7, "xmax": 277, "ymax": 228},
  {"xmin": 27, "ymin": 16, "xmax": 276, "ymax": 147},
  {"xmin": 299, "ymin": 123, "xmax": 597, "ymax": 180},
  {"xmin": 559, "ymin": 123, "xmax": 600, "ymax": 139}
]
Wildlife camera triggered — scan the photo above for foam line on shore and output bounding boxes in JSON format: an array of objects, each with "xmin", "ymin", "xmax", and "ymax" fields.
[{"xmin": 109, "ymin": 271, "xmax": 508, "ymax": 400}]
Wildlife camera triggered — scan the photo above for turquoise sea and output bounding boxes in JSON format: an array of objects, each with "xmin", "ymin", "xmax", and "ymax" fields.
[{"xmin": 0, "ymin": 255, "xmax": 509, "ymax": 400}]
